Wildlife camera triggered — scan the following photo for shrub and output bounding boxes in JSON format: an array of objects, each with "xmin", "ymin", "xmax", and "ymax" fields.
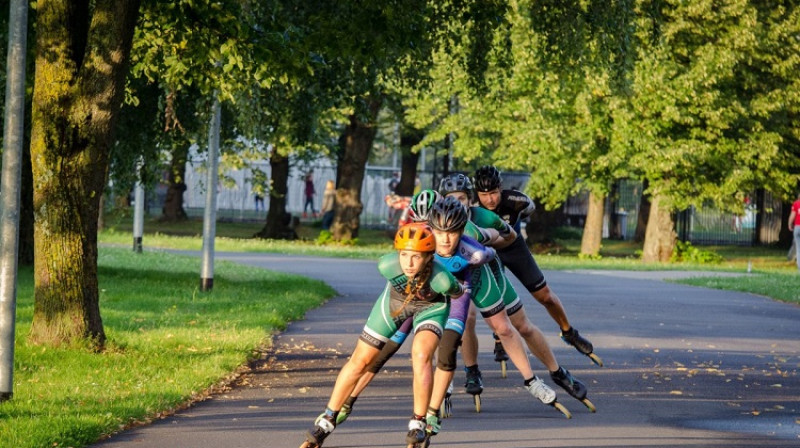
[{"xmin": 670, "ymin": 241, "xmax": 724, "ymax": 264}]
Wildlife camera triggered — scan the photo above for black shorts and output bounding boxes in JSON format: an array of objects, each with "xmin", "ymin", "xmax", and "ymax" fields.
[{"xmin": 497, "ymin": 235, "xmax": 547, "ymax": 293}]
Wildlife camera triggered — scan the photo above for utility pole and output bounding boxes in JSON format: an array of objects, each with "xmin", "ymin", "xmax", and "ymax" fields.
[
  {"xmin": 200, "ymin": 97, "xmax": 221, "ymax": 292},
  {"xmin": 132, "ymin": 158, "xmax": 145, "ymax": 253},
  {"xmin": 0, "ymin": 0, "xmax": 29, "ymax": 402}
]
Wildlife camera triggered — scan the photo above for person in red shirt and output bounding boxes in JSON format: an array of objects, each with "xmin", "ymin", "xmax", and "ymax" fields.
[{"xmin": 787, "ymin": 193, "xmax": 800, "ymax": 271}]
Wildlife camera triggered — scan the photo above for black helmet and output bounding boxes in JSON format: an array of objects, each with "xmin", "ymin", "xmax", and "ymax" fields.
[
  {"xmin": 410, "ymin": 189, "xmax": 442, "ymax": 222},
  {"xmin": 428, "ymin": 196, "xmax": 469, "ymax": 231},
  {"xmin": 438, "ymin": 173, "xmax": 473, "ymax": 196},
  {"xmin": 474, "ymin": 165, "xmax": 502, "ymax": 192}
]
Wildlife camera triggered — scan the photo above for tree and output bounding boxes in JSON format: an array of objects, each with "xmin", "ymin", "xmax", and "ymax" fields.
[
  {"xmin": 116, "ymin": 0, "xmax": 291, "ymax": 224},
  {"xmin": 618, "ymin": 0, "xmax": 800, "ymax": 261},
  {"xmin": 403, "ymin": 0, "xmax": 635, "ymax": 257},
  {"xmin": 28, "ymin": 0, "xmax": 140, "ymax": 346}
]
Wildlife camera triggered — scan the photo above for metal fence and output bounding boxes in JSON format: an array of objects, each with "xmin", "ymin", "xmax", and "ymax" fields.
[
  {"xmin": 177, "ymin": 158, "xmax": 440, "ymax": 228},
  {"xmin": 139, "ymin": 159, "xmax": 781, "ymax": 246},
  {"xmin": 565, "ymin": 179, "xmax": 782, "ymax": 246}
]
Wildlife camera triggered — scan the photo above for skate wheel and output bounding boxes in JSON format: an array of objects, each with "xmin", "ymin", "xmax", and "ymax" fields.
[
  {"xmin": 299, "ymin": 442, "xmax": 318, "ymax": 448},
  {"xmin": 588, "ymin": 353, "xmax": 604, "ymax": 367},
  {"xmin": 473, "ymin": 394, "xmax": 481, "ymax": 413},
  {"xmin": 443, "ymin": 397, "xmax": 452, "ymax": 418},
  {"xmin": 582, "ymin": 398, "xmax": 597, "ymax": 413},
  {"xmin": 553, "ymin": 401, "xmax": 572, "ymax": 419},
  {"xmin": 500, "ymin": 360, "xmax": 507, "ymax": 378}
]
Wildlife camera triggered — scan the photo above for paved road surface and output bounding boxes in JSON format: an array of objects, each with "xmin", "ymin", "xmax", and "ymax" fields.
[{"xmin": 93, "ymin": 252, "xmax": 799, "ymax": 448}]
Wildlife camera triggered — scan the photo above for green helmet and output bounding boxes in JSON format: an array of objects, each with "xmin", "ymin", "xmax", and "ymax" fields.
[{"xmin": 410, "ymin": 189, "xmax": 442, "ymax": 222}]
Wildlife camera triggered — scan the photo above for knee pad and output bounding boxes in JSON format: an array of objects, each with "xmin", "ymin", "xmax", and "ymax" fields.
[{"xmin": 436, "ymin": 330, "xmax": 462, "ymax": 372}]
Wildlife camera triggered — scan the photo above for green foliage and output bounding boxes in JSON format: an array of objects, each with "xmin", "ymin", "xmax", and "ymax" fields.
[
  {"xmin": 578, "ymin": 251, "xmax": 604, "ymax": 261},
  {"xmin": 616, "ymin": 0, "xmax": 800, "ymax": 212},
  {"xmin": 315, "ymin": 229, "xmax": 358, "ymax": 246},
  {"xmin": 315, "ymin": 229, "xmax": 334, "ymax": 245},
  {"xmin": 669, "ymin": 241, "xmax": 724, "ymax": 264}
]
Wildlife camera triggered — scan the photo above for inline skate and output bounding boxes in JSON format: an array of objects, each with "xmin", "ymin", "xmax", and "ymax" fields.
[
  {"xmin": 464, "ymin": 365, "xmax": 483, "ymax": 412},
  {"xmin": 561, "ymin": 327, "xmax": 603, "ymax": 367},
  {"xmin": 551, "ymin": 366, "xmax": 596, "ymax": 412},
  {"xmin": 492, "ymin": 332, "xmax": 508, "ymax": 378},
  {"xmin": 525, "ymin": 376, "xmax": 571, "ymax": 419}
]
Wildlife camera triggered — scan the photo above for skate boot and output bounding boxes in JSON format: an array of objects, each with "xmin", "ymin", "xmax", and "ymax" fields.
[
  {"xmin": 551, "ymin": 366, "xmax": 596, "ymax": 412},
  {"xmin": 406, "ymin": 417, "xmax": 429, "ymax": 448},
  {"xmin": 492, "ymin": 333, "xmax": 508, "ymax": 378},
  {"xmin": 299, "ymin": 413, "xmax": 335, "ymax": 448},
  {"xmin": 525, "ymin": 375, "xmax": 571, "ymax": 419},
  {"xmin": 336, "ymin": 403, "xmax": 352, "ymax": 425},
  {"xmin": 560, "ymin": 327, "xmax": 603, "ymax": 366},
  {"xmin": 464, "ymin": 365, "xmax": 483, "ymax": 413},
  {"xmin": 442, "ymin": 379, "xmax": 454, "ymax": 418},
  {"xmin": 426, "ymin": 409, "xmax": 442, "ymax": 437}
]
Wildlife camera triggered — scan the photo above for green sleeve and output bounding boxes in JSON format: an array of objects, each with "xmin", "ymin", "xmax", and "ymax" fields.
[
  {"xmin": 377, "ymin": 252, "xmax": 404, "ymax": 280},
  {"xmin": 429, "ymin": 260, "xmax": 463, "ymax": 296},
  {"xmin": 470, "ymin": 206, "xmax": 512, "ymax": 236},
  {"xmin": 464, "ymin": 221, "xmax": 488, "ymax": 244}
]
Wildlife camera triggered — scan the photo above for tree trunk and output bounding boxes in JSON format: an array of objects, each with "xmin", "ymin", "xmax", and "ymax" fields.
[
  {"xmin": 779, "ymin": 199, "xmax": 793, "ymax": 247},
  {"xmin": 641, "ymin": 193, "xmax": 676, "ymax": 263},
  {"xmin": 29, "ymin": 0, "xmax": 140, "ymax": 347},
  {"xmin": 19, "ymin": 141, "xmax": 34, "ymax": 265},
  {"xmin": 395, "ymin": 128, "xmax": 423, "ymax": 196},
  {"xmin": 607, "ymin": 181, "xmax": 621, "ymax": 239},
  {"xmin": 634, "ymin": 180, "xmax": 650, "ymax": 243},
  {"xmin": 745, "ymin": 188, "xmax": 770, "ymax": 245},
  {"xmin": 331, "ymin": 97, "xmax": 382, "ymax": 241},
  {"xmin": 580, "ymin": 191, "xmax": 604, "ymax": 257},
  {"xmin": 255, "ymin": 150, "xmax": 296, "ymax": 239},
  {"xmin": 161, "ymin": 145, "xmax": 189, "ymax": 222}
]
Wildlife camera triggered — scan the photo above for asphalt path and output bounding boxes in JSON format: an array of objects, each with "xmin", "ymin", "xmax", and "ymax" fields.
[{"xmin": 92, "ymin": 252, "xmax": 800, "ymax": 448}]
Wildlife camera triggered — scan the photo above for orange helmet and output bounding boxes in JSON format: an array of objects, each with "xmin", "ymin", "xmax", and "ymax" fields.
[{"xmin": 394, "ymin": 222, "xmax": 436, "ymax": 252}]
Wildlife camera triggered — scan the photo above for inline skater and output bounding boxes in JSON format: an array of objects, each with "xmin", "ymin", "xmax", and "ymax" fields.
[
  {"xmin": 439, "ymin": 174, "xmax": 595, "ymax": 413},
  {"xmin": 427, "ymin": 196, "xmax": 574, "ymax": 433},
  {"xmin": 473, "ymin": 165, "xmax": 602, "ymax": 367},
  {"xmin": 330, "ymin": 190, "xmax": 446, "ymax": 425},
  {"xmin": 300, "ymin": 222, "xmax": 466, "ymax": 448},
  {"xmin": 331, "ymin": 190, "xmax": 498, "ymax": 437}
]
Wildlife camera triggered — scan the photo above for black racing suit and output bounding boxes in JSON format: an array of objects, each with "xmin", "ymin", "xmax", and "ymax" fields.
[{"xmin": 482, "ymin": 189, "xmax": 546, "ymax": 293}]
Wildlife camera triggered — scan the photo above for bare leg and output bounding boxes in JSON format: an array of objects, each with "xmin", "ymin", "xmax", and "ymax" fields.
[
  {"xmin": 410, "ymin": 330, "xmax": 440, "ymax": 416},
  {"xmin": 325, "ymin": 340, "xmax": 380, "ymax": 411},
  {"xmin": 430, "ymin": 367, "xmax": 454, "ymax": 411},
  {"xmin": 509, "ymin": 308, "xmax": 558, "ymax": 372},
  {"xmin": 349, "ymin": 371, "xmax": 376, "ymax": 398},
  {"xmin": 484, "ymin": 312, "xmax": 533, "ymax": 380},
  {"xmin": 532, "ymin": 285, "xmax": 571, "ymax": 332}
]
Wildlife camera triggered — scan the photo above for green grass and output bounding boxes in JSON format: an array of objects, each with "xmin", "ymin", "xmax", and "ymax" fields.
[
  {"xmin": 100, "ymin": 213, "xmax": 393, "ymax": 259},
  {"xmin": 675, "ymin": 270, "xmax": 800, "ymax": 304},
  {"xmin": 0, "ymin": 248, "xmax": 334, "ymax": 448}
]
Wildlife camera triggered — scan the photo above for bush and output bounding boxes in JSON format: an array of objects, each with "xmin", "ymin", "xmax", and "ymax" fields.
[{"xmin": 670, "ymin": 241, "xmax": 724, "ymax": 264}]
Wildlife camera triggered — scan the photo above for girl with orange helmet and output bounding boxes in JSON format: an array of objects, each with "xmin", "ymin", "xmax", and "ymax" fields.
[{"xmin": 301, "ymin": 222, "xmax": 466, "ymax": 448}]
